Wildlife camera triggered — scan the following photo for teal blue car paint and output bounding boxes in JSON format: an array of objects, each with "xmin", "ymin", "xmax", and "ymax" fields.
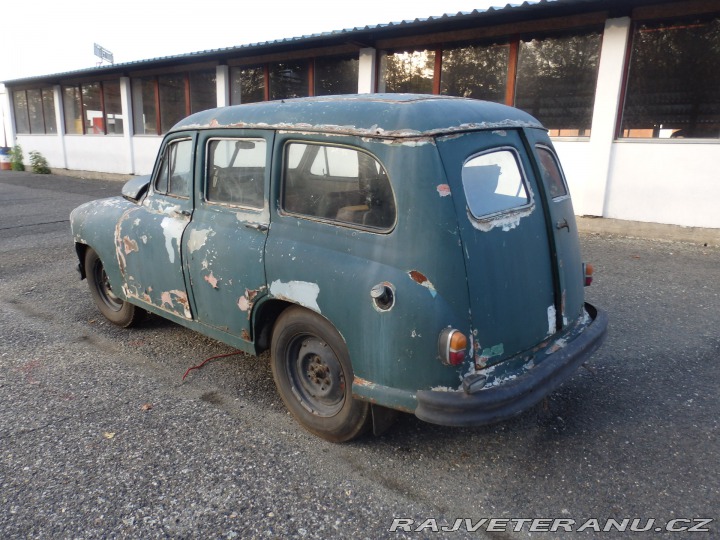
[{"xmin": 70, "ymin": 94, "xmax": 607, "ymax": 437}]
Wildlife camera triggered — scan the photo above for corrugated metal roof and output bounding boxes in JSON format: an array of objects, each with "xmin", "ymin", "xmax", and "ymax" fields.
[{"xmin": 2, "ymin": 0, "xmax": 634, "ymax": 85}]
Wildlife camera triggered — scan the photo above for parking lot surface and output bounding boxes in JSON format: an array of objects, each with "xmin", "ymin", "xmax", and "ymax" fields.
[{"xmin": 1, "ymin": 171, "xmax": 718, "ymax": 538}]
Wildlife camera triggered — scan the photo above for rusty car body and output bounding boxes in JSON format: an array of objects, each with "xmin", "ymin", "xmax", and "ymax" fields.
[{"xmin": 70, "ymin": 94, "xmax": 608, "ymax": 441}]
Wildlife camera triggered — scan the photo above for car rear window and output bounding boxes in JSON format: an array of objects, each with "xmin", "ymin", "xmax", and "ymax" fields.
[
  {"xmin": 462, "ymin": 149, "xmax": 529, "ymax": 218},
  {"xmin": 282, "ymin": 142, "xmax": 395, "ymax": 231}
]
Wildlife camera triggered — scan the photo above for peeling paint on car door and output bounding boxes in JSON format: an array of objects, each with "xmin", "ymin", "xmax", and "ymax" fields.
[
  {"xmin": 183, "ymin": 130, "xmax": 274, "ymax": 341},
  {"xmin": 116, "ymin": 133, "xmax": 196, "ymax": 319}
]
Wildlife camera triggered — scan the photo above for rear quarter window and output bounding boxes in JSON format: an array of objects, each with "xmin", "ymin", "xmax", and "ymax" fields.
[
  {"xmin": 462, "ymin": 149, "xmax": 529, "ymax": 218},
  {"xmin": 282, "ymin": 142, "xmax": 396, "ymax": 231}
]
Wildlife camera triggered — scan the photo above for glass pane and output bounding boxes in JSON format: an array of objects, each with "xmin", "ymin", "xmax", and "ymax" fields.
[
  {"xmin": 42, "ymin": 88, "xmax": 57, "ymax": 134},
  {"xmin": 159, "ymin": 74, "xmax": 187, "ymax": 133},
  {"xmin": 230, "ymin": 66, "xmax": 265, "ymax": 104},
  {"xmin": 536, "ymin": 146, "xmax": 568, "ymax": 199},
  {"xmin": 27, "ymin": 89, "xmax": 45, "ymax": 134},
  {"xmin": 621, "ymin": 18, "xmax": 720, "ymax": 139},
  {"xmin": 189, "ymin": 70, "xmax": 217, "ymax": 114},
  {"xmin": 440, "ymin": 44, "xmax": 509, "ymax": 102},
  {"xmin": 12, "ymin": 91, "xmax": 30, "ymax": 134},
  {"xmin": 315, "ymin": 56, "xmax": 359, "ymax": 96},
  {"xmin": 462, "ymin": 150, "xmax": 529, "ymax": 218},
  {"xmin": 168, "ymin": 139, "xmax": 193, "ymax": 198},
  {"xmin": 62, "ymin": 86, "xmax": 82, "ymax": 134},
  {"xmin": 103, "ymin": 80, "xmax": 123, "ymax": 135},
  {"xmin": 207, "ymin": 139, "xmax": 266, "ymax": 207},
  {"xmin": 379, "ymin": 50, "xmax": 435, "ymax": 94},
  {"xmin": 515, "ymin": 33, "xmax": 601, "ymax": 135},
  {"xmin": 132, "ymin": 77, "xmax": 157, "ymax": 135},
  {"xmin": 269, "ymin": 61, "xmax": 309, "ymax": 100},
  {"xmin": 283, "ymin": 143, "xmax": 395, "ymax": 230},
  {"xmin": 82, "ymin": 82, "xmax": 104, "ymax": 135}
]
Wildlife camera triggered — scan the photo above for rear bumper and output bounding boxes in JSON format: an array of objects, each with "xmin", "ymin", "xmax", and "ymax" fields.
[{"xmin": 415, "ymin": 303, "xmax": 608, "ymax": 427}]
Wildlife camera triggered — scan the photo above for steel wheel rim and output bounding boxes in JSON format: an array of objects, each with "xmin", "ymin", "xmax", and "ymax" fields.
[
  {"xmin": 93, "ymin": 259, "xmax": 123, "ymax": 312},
  {"xmin": 286, "ymin": 334, "xmax": 345, "ymax": 417}
]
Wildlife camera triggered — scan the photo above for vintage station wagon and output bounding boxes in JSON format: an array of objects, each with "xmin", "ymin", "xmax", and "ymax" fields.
[{"xmin": 70, "ymin": 94, "xmax": 607, "ymax": 442}]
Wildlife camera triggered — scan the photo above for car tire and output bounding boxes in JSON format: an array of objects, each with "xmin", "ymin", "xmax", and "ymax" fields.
[
  {"xmin": 85, "ymin": 247, "xmax": 142, "ymax": 328},
  {"xmin": 271, "ymin": 306, "xmax": 371, "ymax": 442}
]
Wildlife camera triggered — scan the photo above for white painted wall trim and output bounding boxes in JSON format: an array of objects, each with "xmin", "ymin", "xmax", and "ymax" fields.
[
  {"xmin": 119, "ymin": 77, "xmax": 135, "ymax": 174},
  {"xmin": 53, "ymin": 85, "xmax": 68, "ymax": 169},
  {"xmin": 585, "ymin": 17, "xmax": 631, "ymax": 217},
  {"xmin": 358, "ymin": 48, "xmax": 376, "ymax": 94},
  {"xmin": 217, "ymin": 65, "xmax": 230, "ymax": 107}
]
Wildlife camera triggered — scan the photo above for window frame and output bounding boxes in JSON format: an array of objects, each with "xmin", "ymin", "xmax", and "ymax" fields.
[
  {"xmin": 12, "ymin": 87, "xmax": 57, "ymax": 135},
  {"xmin": 535, "ymin": 144, "xmax": 569, "ymax": 201},
  {"xmin": 279, "ymin": 140, "xmax": 397, "ymax": 234},
  {"xmin": 152, "ymin": 137, "xmax": 194, "ymax": 200},
  {"xmin": 461, "ymin": 146, "xmax": 534, "ymax": 222},
  {"xmin": 204, "ymin": 137, "xmax": 267, "ymax": 211}
]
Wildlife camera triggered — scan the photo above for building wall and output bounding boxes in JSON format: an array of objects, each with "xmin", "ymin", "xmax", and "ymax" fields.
[{"xmin": 3, "ymin": 7, "xmax": 718, "ymax": 230}]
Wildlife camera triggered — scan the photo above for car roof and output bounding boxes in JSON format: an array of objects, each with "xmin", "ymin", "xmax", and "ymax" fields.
[{"xmin": 170, "ymin": 94, "xmax": 544, "ymax": 139}]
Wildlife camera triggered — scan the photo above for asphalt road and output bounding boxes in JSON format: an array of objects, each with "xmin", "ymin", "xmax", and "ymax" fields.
[{"xmin": 1, "ymin": 170, "xmax": 718, "ymax": 539}]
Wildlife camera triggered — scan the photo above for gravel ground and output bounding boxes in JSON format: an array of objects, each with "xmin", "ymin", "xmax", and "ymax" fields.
[{"xmin": 1, "ymin": 171, "xmax": 718, "ymax": 539}]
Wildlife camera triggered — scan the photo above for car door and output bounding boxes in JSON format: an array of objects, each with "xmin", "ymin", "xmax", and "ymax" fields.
[
  {"xmin": 436, "ymin": 129, "xmax": 557, "ymax": 368},
  {"xmin": 115, "ymin": 133, "xmax": 196, "ymax": 319},
  {"xmin": 183, "ymin": 130, "xmax": 273, "ymax": 341}
]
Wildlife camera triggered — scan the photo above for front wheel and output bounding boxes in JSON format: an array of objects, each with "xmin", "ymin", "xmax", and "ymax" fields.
[
  {"xmin": 85, "ymin": 247, "xmax": 142, "ymax": 327},
  {"xmin": 271, "ymin": 307, "xmax": 370, "ymax": 442}
]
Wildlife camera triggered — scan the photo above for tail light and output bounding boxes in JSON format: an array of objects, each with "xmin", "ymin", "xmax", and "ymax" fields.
[
  {"xmin": 583, "ymin": 263, "xmax": 594, "ymax": 287},
  {"xmin": 438, "ymin": 328, "xmax": 467, "ymax": 366}
]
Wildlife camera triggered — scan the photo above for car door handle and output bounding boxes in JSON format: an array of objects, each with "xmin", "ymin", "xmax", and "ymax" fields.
[
  {"xmin": 245, "ymin": 223, "xmax": 269, "ymax": 232},
  {"xmin": 556, "ymin": 218, "xmax": 570, "ymax": 232},
  {"xmin": 179, "ymin": 209, "xmax": 192, "ymax": 217}
]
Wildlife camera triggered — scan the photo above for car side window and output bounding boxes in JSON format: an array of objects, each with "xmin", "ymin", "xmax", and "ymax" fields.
[
  {"xmin": 282, "ymin": 142, "xmax": 395, "ymax": 231},
  {"xmin": 206, "ymin": 138, "xmax": 266, "ymax": 208},
  {"xmin": 155, "ymin": 139, "xmax": 193, "ymax": 199},
  {"xmin": 462, "ymin": 149, "xmax": 530, "ymax": 218},
  {"xmin": 535, "ymin": 146, "xmax": 568, "ymax": 199}
]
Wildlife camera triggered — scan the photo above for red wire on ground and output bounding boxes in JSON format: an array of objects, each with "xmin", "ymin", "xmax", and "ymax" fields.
[{"xmin": 182, "ymin": 351, "xmax": 243, "ymax": 381}]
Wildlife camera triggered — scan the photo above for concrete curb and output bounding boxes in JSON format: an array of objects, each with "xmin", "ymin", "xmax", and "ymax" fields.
[{"xmin": 577, "ymin": 216, "xmax": 719, "ymax": 247}]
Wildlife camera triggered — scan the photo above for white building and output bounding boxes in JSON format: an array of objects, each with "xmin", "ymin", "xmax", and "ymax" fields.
[{"xmin": 2, "ymin": 0, "xmax": 719, "ymax": 233}]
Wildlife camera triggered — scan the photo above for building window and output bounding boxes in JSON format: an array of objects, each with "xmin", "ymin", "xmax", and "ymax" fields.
[
  {"xmin": 41, "ymin": 88, "xmax": 57, "ymax": 134},
  {"xmin": 131, "ymin": 77, "xmax": 157, "ymax": 135},
  {"xmin": 60, "ymin": 81, "xmax": 124, "ymax": 135},
  {"xmin": 82, "ymin": 82, "xmax": 104, "ymax": 134},
  {"xmin": 158, "ymin": 74, "xmax": 187, "ymax": 134},
  {"xmin": 12, "ymin": 91, "xmax": 30, "ymax": 134},
  {"xmin": 189, "ymin": 70, "xmax": 217, "ymax": 114},
  {"xmin": 515, "ymin": 33, "xmax": 601, "ymax": 137},
  {"xmin": 269, "ymin": 61, "xmax": 309, "ymax": 100},
  {"xmin": 132, "ymin": 70, "xmax": 219, "ymax": 135},
  {"xmin": 379, "ymin": 50, "xmax": 436, "ymax": 94},
  {"xmin": 620, "ymin": 17, "xmax": 720, "ymax": 139},
  {"xmin": 230, "ymin": 66, "xmax": 265, "ymax": 104},
  {"xmin": 63, "ymin": 86, "xmax": 83, "ymax": 134},
  {"xmin": 12, "ymin": 88, "xmax": 57, "ymax": 134},
  {"xmin": 103, "ymin": 80, "xmax": 124, "ymax": 135},
  {"xmin": 440, "ymin": 44, "xmax": 509, "ymax": 103},
  {"xmin": 315, "ymin": 56, "xmax": 359, "ymax": 96}
]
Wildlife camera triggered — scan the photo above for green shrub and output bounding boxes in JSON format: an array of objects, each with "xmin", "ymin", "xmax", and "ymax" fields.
[
  {"xmin": 10, "ymin": 145, "xmax": 25, "ymax": 171},
  {"xmin": 29, "ymin": 151, "xmax": 51, "ymax": 174}
]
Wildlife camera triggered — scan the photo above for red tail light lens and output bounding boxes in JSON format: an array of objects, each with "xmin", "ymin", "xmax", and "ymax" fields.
[
  {"xmin": 439, "ymin": 329, "xmax": 468, "ymax": 366},
  {"xmin": 583, "ymin": 263, "xmax": 594, "ymax": 286}
]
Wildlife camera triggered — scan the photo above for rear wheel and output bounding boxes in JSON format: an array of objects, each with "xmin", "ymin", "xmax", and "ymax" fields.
[
  {"xmin": 271, "ymin": 307, "xmax": 370, "ymax": 442},
  {"xmin": 85, "ymin": 247, "xmax": 142, "ymax": 327}
]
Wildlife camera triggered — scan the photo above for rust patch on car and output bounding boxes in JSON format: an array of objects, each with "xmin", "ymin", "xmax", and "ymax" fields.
[
  {"xmin": 353, "ymin": 376, "xmax": 377, "ymax": 389},
  {"xmin": 241, "ymin": 328, "xmax": 251, "ymax": 342},
  {"xmin": 160, "ymin": 290, "xmax": 191, "ymax": 318},
  {"xmin": 122, "ymin": 236, "xmax": 139, "ymax": 254},
  {"xmin": 204, "ymin": 272, "xmax": 219, "ymax": 289},
  {"xmin": 408, "ymin": 270, "xmax": 437, "ymax": 298},
  {"xmin": 436, "ymin": 184, "xmax": 451, "ymax": 197}
]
